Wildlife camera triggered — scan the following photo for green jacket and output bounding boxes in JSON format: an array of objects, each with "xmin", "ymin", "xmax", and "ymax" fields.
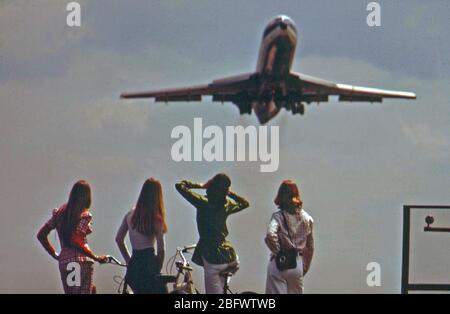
[{"xmin": 175, "ymin": 180, "xmax": 249, "ymax": 266}]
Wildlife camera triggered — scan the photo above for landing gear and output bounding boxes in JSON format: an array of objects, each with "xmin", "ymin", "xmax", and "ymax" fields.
[
  {"xmin": 238, "ymin": 102, "xmax": 252, "ymax": 115},
  {"xmin": 291, "ymin": 102, "xmax": 305, "ymax": 115}
]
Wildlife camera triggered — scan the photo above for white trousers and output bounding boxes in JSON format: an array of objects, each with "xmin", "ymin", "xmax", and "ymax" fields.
[
  {"xmin": 265, "ymin": 255, "xmax": 304, "ymax": 294},
  {"xmin": 202, "ymin": 257, "xmax": 238, "ymax": 294}
]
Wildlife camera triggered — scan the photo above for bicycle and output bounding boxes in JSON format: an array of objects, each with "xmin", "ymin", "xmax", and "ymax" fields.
[
  {"xmin": 105, "ymin": 255, "xmax": 177, "ymax": 294},
  {"xmin": 165, "ymin": 244, "xmax": 257, "ymax": 294},
  {"xmin": 103, "ymin": 255, "xmax": 130, "ymax": 294}
]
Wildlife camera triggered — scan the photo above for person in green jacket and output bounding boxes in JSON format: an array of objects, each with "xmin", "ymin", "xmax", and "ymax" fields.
[{"xmin": 175, "ymin": 173, "xmax": 249, "ymax": 294}]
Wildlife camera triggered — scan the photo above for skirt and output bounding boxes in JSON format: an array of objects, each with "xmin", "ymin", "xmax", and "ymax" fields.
[
  {"xmin": 59, "ymin": 261, "xmax": 94, "ymax": 294},
  {"xmin": 125, "ymin": 247, "xmax": 167, "ymax": 294}
]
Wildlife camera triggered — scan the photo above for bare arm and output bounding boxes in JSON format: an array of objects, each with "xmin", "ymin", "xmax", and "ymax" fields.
[
  {"xmin": 71, "ymin": 232, "xmax": 98, "ymax": 261},
  {"xmin": 115, "ymin": 215, "xmax": 131, "ymax": 263},
  {"xmin": 36, "ymin": 224, "xmax": 59, "ymax": 261},
  {"xmin": 71, "ymin": 214, "xmax": 107, "ymax": 263},
  {"xmin": 70, "ymin": 232, "xmax": 106, "ymax": 263},
  {"xmin": 156, "ymin": 231, "xmax": 166, "ymax": 272}
]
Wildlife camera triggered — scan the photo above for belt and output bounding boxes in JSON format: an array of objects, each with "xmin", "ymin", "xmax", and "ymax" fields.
[
  {"xmin": 131, "ymin": 247, "xmax": 155, "ymax": 257},
  {"xmin": 270, "ymin": 250, "xmax": 303, "ymax": 260}
]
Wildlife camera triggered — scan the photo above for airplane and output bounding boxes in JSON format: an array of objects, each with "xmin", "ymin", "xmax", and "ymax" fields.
[{"xmin": 121, "ymin": 15, "xmax": 416, "ymax": 124}]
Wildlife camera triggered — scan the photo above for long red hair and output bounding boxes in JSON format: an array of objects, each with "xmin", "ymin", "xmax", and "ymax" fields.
[
  {"xmin": 131, "ymin": 178, "xmax": 168, "ymax": 236},
  {"xmin": 274, "ymin": 180, "xmax": 303, "ymax": 210},
  {"xmin": 60, "ymin": 180, "xmax": 92, "ymax": 245}
]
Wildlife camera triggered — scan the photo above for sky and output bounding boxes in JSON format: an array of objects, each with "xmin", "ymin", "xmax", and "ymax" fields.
[{"xmin": 1, "ymin": 0, "xmax": 450, "ymax": 293}]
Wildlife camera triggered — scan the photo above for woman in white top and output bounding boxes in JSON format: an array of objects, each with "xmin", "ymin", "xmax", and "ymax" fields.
[{"xmin": 115, "ymin": 178, "xmax": 168, "ymax": 294}]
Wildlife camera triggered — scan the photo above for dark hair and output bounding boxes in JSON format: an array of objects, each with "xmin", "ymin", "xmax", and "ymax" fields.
[
  {"xmin": 60, "ymin": 180, "xmax": 92, "ymax": 246},
  {"xmin": 204, "ymin": 173, "xmax": 231, "ymax": 204},
  {"xmin": 131, "ymin": 178, "xmax": 168, "ymax": 236},
  {"xmin": 274, "ymin": 180, "xmax": 302, "ymax": 210}
]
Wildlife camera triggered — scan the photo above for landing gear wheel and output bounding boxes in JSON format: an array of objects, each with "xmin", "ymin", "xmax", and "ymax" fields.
[
  {"xmin": 239, "ymin": 103, "xmax": 252, "ymax": 115},
  {"xmin": 285, "ymin": 101, "xmax": 294, "ymax": 112},
  {"xmin": 298, "ymin": 102, "xmax": 305, "ymax": 115},
  {"xmin": 292, "ymin": 102, "xmax": 305, "ymax": 115}
]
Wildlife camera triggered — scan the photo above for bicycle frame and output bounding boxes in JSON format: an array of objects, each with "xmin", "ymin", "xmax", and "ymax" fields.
[
  {"xmin": 106, "ymin": 248, "xmax": 254, "ymax": 294},
  {"xmin": 105, "ymin": 255, "xmax": 130, "ymax": 294},
  {"xmin": 167, "ymin": 245, "xmax": 241, "ymax": 294},
  {"xmin": 169, "ymin": 246, "xmax": 198, "ymax": 294}
]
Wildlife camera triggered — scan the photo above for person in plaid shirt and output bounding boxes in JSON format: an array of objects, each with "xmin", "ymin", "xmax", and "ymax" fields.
[
  {"xmin": 265, "ymin": 180, "xmax": 314, "ymax": 294},
  {"xmin": 37, "ymin": 180, "xmax": 108, "ymax": 294}
]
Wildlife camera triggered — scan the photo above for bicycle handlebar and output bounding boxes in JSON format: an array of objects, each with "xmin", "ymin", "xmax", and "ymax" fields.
[
  {"xmin": 106, "ymin": 255, "xmax": 127, "ymax": 267},
  {"xmin": 182, "ymin": 244, "xmax": 197, "ymax": 253}
]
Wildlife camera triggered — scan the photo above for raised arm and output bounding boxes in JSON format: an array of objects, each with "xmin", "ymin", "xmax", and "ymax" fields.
[
  {"xmin": 265, "ymin": 214, "xmax": 281, "ymax": 254},
  {"xmin": 226, "ymin": 191, "xmax": 250, "ymax": 215},
  {"xmin": 115, "ymin": 214, "xmax": 131, "ymax": 263},
  {"xmin": 175, "ymin": 180, "xmax": 207, "ymax": 208}
]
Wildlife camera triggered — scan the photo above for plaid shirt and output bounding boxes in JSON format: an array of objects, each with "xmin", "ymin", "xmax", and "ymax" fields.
[
  {"xmin": 265, "ymin": 208, "xmax": 313, "ymax": 255},
  {"xmin": 46, "ymin": 204, "xmax": 94, "ymax": 264}
]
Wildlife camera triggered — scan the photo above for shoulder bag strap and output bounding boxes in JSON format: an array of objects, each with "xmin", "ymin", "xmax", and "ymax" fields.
[{"xmin": 280, "ymin": 211, "xmax": 294, "ymax": 244}]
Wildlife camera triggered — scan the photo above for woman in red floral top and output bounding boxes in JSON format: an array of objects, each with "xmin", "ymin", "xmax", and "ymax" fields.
[{"xmin": 37, "ymin": 180, "xmax": 108, "ymax": 294}]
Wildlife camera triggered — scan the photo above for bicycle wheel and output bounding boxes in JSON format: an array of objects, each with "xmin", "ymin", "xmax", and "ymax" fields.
[
  {"xmin": 239, "ymin": 291, "xmax": 258, "ymax": 294},
  {"xmin": 170, "ymin": 289, "xmax": 189, "ymax": 294}
]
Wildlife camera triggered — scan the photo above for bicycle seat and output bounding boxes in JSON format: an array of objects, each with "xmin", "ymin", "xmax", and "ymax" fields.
[
  {"xmin": 156, "ymin": 275, "xmax": 177, "ymax": 284},
  {"xmin": 219, "ymin": 261, "xmax": 240, "ymax": 278}
]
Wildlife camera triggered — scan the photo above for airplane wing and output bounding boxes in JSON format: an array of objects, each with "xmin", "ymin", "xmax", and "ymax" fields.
[
  {"xmin": 289, "ymin": 72, "xmax": 416, "ymax": 103},
  {"xmin": 120, "ymin": 72, "xmax": 258, "ymax": 103}
]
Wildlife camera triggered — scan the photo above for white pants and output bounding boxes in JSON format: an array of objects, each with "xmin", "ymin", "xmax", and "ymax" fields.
[
  {"xmin": 265, "ymin": 255, "xmax": 304, "ymax": 294},
  {"xmin": 202, "ymin": 257, "xmax": 238, "ymax": 294}
]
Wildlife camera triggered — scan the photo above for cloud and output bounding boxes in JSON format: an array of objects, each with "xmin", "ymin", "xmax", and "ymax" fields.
[
  {"xmin": 401, "ymin": 122, "xmax": 449, "ymax": 152},
  {"xmin": 84, "ymin": 97, "xmax": 151, "ymax": 136},
  {"xmin": 0, "ymin": 1, "xmax": 92, "ymax": 61},
  {"xmin": 1, "ymin": 1, "xmax": 450, "ymax": 293}
]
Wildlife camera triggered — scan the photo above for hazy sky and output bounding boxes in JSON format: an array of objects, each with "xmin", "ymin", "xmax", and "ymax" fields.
[{"xmin": 1, "ymin": 0, "xmax": 450, "ymax": 293}]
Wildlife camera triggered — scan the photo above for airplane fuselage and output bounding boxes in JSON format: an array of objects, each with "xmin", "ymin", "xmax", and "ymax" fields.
[
  {"xmin": 253, "ymin": 15, "xmax": 298, "ymax": 124},
  {"xmin": 121, "ymin": 15, "xmax": 416, "ymax": 124}
]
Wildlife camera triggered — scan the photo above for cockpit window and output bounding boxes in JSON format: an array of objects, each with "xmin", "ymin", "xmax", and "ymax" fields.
[
  {"xmin": 262, "ymin": 18, "xmax": 297, "ymax": 38},
  {"xmin": 263, "ymin": 22, "xmax": 280, "ymax": 38}
]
